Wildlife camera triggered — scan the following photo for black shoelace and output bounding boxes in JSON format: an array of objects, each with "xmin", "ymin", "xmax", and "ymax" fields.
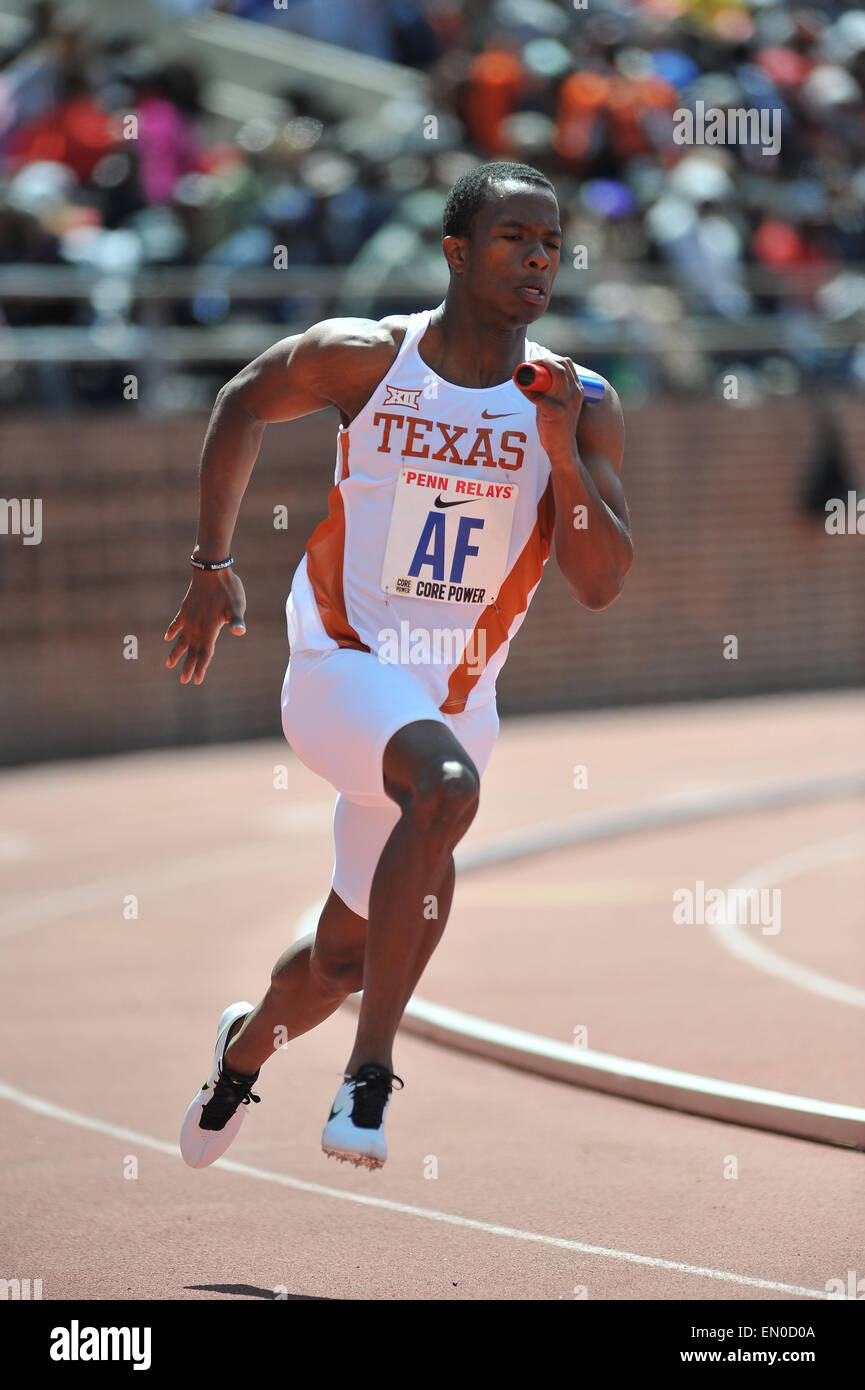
[
  {"xmin": 199, "ymin": 1066, "xmax": 261, "ymax": 1132},
  {"xmin": 348, "ymin": 1065, "xmax": 404, "ymax": 1130}
]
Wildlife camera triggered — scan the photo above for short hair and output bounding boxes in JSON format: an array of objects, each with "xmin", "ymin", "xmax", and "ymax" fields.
[{"xmin": 442, "ymin": 162, "xmax": 557, "ymax": 239}]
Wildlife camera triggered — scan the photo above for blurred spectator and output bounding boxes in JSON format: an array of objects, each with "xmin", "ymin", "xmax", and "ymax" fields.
[{"xmin": 133, "ymin": 63, "xmax": 201, "ymax": 206}]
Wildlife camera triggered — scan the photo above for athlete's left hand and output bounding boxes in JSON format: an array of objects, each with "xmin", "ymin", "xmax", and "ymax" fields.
[{"xmin": 514, "ymin": 354, "xmax": 585, "ymax": 463}]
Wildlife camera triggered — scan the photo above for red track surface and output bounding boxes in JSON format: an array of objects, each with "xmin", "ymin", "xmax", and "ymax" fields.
[{"xmin": 1, "ymin": 692, "xmax": 863, "ymax": 1301}]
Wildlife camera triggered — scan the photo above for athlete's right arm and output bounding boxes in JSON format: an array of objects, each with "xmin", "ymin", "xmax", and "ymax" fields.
[
  {"xmin": 196, "ymin": 318, "xmax": 401, "ymax": 557},
  {"xmin": 164, "ymin": 318, "xmax": 400, "ymax": 686}
]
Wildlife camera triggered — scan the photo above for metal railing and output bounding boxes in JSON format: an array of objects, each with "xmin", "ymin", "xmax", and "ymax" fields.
[{"xmin": 1, "ymin": 265, "xmax": 861, "ymax": 365}]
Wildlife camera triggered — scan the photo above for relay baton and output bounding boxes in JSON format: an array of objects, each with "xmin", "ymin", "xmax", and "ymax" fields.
[{"xmin": 513, "ymin": 361, "xmax": 605, "ymax": 401}]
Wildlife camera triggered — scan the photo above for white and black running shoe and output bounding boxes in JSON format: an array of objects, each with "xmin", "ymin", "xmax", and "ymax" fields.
[
  {"xmin": 321, "ymin": 1063, "xmax": 404, "ymax": 1171},
  {"xmin": 180, "ymin": 1002, "xmax": 260, "ymax": 1169}
]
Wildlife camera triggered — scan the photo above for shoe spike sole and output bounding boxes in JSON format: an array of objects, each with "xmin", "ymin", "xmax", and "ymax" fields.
[{"xmin": 322, "ymin": 1147, "xmax": 384, "ymax": 1172}]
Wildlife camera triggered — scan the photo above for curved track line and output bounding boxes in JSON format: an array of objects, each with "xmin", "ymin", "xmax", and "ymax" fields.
[
  {"xmin": 0, "ymin": 1080, "xmax": 832, "ymax": 1300},
  {"xmin": 710, "ymin": 831, "xmax": 865, "ymax": 1008},
  {"xmin": 454, "ymin": 769, "xmax": 865, "ymax": 873},
  {"xmin": 0, "ymin": 841, "xmax": 306, "ymax": 942},
  {"xmin": 294, "ymin": 803, "xmax": 865, "ymax": 1149}
]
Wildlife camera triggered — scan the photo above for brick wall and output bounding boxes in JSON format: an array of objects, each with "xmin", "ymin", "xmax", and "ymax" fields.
[{"xmin": 1, "ymin": 398, "xmax": 862, "ymax": 765}]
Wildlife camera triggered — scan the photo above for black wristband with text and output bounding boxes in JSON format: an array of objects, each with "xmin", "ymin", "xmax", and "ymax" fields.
[{"xmin": 190, "ymin": 553, "xmax": 235, "ymax": 571}]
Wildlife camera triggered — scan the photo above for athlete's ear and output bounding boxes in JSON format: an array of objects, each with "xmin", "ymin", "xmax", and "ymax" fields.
[{"xmin": 442, "ymin": 234, "xmax": 467, "ymax": 274}]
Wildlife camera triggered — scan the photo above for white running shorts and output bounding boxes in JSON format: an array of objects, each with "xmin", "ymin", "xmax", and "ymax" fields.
[{"xmin": 281, "ymin": 645, "xmax": 500, "ymax": 918}]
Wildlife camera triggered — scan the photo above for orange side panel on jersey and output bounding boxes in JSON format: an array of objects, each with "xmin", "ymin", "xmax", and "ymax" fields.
[
  {"xmin": 439, "ymin": 477, "xmax": 556, "ymax": 714},
  {"xmin": 304, "ymin": 431, "xmax": 370, "ymax": 652}
]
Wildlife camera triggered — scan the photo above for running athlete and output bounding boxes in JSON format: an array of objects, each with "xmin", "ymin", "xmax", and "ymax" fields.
[{"xmin": 166, "ymin": 162, "xmax": 632, "ymax": 1171}]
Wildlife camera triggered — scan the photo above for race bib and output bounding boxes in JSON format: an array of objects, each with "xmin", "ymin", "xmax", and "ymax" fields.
[{"xmin": 381, "ymin": 468, "xmax": 518, "ymax": 605}]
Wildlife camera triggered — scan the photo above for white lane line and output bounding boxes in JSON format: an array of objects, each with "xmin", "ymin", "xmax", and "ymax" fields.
[
  {"xmin": 711, "ymin": 831, "xmax": 865, "ymax": 1009},
  {"xmin": 0, "ymin": 1079, "xmax": 830, "ymax": 1299}
]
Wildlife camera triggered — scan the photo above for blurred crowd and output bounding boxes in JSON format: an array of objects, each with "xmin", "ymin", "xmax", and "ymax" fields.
[{"xmin": 1, "ymin": 0, "xmax": 864, "ymax": 406}]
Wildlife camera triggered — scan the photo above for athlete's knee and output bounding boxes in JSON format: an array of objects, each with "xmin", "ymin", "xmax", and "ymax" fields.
[
  {"xmin": 405, "ymin": 756, "xmax": 480, "ymax": 840},
  {"xmin": 308, "ymin": 943, "xmax": 365, "ymax": 996}
]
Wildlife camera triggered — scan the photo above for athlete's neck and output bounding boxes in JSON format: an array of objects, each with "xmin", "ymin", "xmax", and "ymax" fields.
[{"xmin": 419, "ymin": 297, "xmax": 530, "ymax": 389}]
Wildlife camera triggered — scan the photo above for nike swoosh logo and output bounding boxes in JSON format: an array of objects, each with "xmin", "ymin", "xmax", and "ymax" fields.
[
  {"xmin": 434, "ymin": 496, "xmax": 474, "ymax": 509},
  {"xmin": 481, "ymin": 410, "xmax": 516, "ymax": 419},
  {"xmin": 328, "ymin": 1105, "xmax": 344, "ymax": 1121}
]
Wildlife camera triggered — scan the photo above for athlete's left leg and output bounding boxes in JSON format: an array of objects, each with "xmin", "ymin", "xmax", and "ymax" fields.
[
  {"xmin": 222, "ymin": 888, "xmax": 366, "ymax": 1076},
  {"xmin": 222, "ymin": 849, "xmax": 455, "ymax": 1074},
  {"xmin": 342, "ymin": 716, "xmax": 480, "ymax": 1078}
]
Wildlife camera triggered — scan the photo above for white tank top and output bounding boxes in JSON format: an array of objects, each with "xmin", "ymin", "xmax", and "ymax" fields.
[{"xmin": 285, "ymin": 308, "xmax": 556, "ymax": 715}]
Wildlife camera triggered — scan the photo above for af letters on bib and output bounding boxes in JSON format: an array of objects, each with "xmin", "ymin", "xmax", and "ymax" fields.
[{"xmin": 381, "ymin": 467, "xmax": 518, "ymax": 606}]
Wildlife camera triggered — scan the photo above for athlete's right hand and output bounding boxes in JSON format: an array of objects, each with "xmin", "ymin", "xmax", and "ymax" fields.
[{"xmin": 164, "ymin": 569, "xmax": 247, "ymax": 686}]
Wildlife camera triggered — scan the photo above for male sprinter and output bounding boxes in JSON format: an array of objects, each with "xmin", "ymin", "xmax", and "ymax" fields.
[{"xmin": 166, "ymin": 162, "xmax": 632, "ymax": 1171}]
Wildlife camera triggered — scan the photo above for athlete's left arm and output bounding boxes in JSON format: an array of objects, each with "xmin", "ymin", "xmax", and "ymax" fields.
[{"xmin": 549, "ymin": 376, "xmax": 632, "ymax": 610}]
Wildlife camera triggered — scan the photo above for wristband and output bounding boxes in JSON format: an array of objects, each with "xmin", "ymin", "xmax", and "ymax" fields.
[{"xmin": 190, "ymin": 553, "xmax": 234, "ymax": 571}]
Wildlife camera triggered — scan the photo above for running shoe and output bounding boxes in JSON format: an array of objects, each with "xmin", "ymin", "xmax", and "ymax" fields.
[
  {"xmin": 321, "ymin": 1064, "xmax": 404, "ymax": 1171},
  {"xmin": 180, "ymin": 1001, "xmax": 260, "ymax": 1169}
]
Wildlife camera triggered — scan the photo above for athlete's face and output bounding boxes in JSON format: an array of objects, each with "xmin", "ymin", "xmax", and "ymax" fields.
[{"xmin": 445, "ymin": 182, "xmax": 563, "ymax": 324}]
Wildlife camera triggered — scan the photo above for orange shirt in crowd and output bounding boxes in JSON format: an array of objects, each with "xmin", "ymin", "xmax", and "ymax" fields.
[
  {"xmin": 555, "ymin": 69, "xmax": 677, "ymax": 165},
  {"xmin": 463, "ymin": 48, "xmax": 526, "ymax": 155}
]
